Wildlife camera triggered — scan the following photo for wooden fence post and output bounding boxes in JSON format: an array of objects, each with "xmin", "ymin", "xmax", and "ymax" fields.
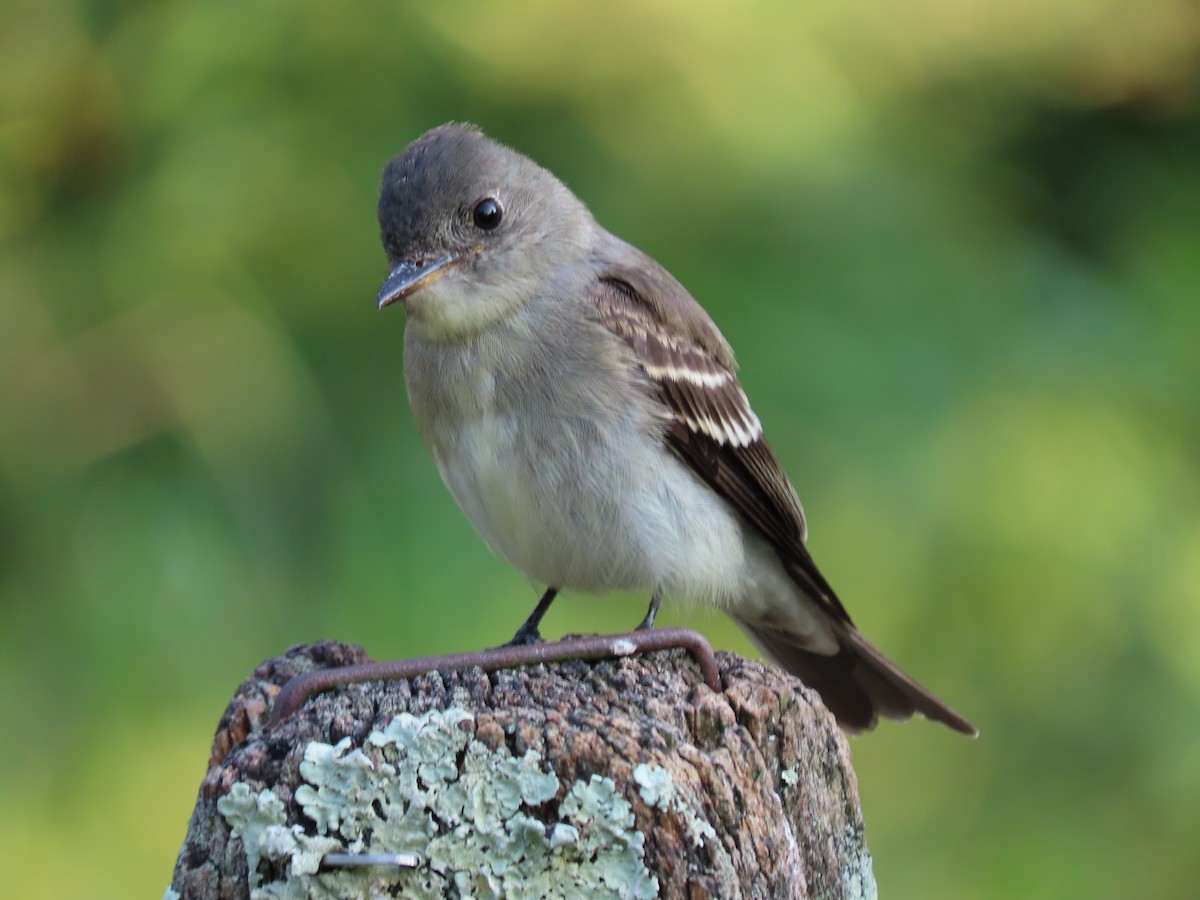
[{"xmin": 169, "ymin": 639, "xmax": 876, "ymax": 899}]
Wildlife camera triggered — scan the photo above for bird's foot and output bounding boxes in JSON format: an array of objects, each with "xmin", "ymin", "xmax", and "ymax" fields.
[{"xmin": 502, "ymin": 625, "xmax": 545, "ymax": 647}]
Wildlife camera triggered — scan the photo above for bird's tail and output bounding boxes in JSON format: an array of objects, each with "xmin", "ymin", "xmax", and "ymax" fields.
[{"xmin": 732, "ymin": 615, "xmax": 977, "ymax": 736}]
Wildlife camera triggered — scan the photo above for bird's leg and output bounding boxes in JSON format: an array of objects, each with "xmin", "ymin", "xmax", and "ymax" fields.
[
  {"xmin": 505, "ymin": 587, "xmax": 559, "ymax": 646},
  {"xmin": 636, "ymin": 589, "xmax": 663, "ymax": 631}
]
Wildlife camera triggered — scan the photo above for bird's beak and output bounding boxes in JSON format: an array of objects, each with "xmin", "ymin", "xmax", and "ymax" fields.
[{"xmin": 376, "ymin": 254, "xmax": 457, "ymax": 310}]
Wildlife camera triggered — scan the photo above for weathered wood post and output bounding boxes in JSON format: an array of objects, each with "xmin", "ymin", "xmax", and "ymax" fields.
[{"xmin": 168, "ymin": 639, "xmax": 877, "ymax": 899}]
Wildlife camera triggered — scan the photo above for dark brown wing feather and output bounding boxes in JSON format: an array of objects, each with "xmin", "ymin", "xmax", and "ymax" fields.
[
  {"xmin": 588, "ymin": 271, "xmax": 976, "ymax": 736},
  {"xmin": 592, "ymin": 276, "xmax": 850, "ymax": 623}
]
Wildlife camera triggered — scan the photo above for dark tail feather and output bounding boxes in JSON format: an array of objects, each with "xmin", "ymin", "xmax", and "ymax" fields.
[{"xmin": 733, "ymin": 617, "xmax": 977, "ymax": 736}]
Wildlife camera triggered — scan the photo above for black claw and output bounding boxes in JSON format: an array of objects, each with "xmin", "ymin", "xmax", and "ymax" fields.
[
  {"xmin": 506, "ymin": 587, "xmax": 559, "ymax": 647},
  {"xmin": 503, "ymin": 626, "xmax": 545, "ymax": 647}
]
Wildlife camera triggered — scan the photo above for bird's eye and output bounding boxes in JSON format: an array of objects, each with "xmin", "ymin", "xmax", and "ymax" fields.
[{"xmin": 472, "ymin": 197, "xmax": 503, "ymax": 231}]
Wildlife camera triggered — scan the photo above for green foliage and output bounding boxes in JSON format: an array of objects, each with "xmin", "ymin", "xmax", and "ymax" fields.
[{"xmin": 1, "ymin": 1, "xmax": 1198, "ymax": 898}]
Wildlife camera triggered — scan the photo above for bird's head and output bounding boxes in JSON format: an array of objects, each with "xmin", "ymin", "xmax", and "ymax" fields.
[{"xmin": 376, "ymin": 123, "xmax": 591, "ymax": 339}]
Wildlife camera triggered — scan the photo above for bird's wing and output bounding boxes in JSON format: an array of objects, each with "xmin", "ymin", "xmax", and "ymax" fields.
[
  {"xmin": 588, "ymin": 253, "xmax": 978, "ymax": 736},
  {"xmin": 588, "ymin": 271, "xmax": 851, "ymax": 624}
]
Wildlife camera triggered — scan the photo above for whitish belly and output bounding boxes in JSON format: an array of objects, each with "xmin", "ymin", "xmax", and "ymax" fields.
[{"xmin": 432, "ymin": 413, "xmax": 749, "ymax": 601}]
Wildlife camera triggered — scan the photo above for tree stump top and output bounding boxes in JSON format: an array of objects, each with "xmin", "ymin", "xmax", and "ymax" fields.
[{"xmin": 169, "ymin": 640, "xmax": 876, "ymax": 899}]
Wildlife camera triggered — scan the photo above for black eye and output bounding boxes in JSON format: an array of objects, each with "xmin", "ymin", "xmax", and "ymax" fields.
[{"xmin": 472, "ymin": 197, "xmax": 503, "ymax": 230}]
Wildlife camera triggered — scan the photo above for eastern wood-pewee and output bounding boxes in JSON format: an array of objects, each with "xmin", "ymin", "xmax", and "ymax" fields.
[{"xmin": 376, "ymin": 123, "xmax": 975, "ymax": 735}]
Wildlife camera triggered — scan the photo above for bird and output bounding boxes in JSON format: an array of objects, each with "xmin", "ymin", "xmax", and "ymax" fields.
[{"xmin": 375, "ymin": 122, "xmax": 975, "ymax": 735}]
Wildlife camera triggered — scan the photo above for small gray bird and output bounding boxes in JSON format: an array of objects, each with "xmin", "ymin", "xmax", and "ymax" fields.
[{"xmin": 376, "ymin": 123, "xmax": 975, "ymax": 735}]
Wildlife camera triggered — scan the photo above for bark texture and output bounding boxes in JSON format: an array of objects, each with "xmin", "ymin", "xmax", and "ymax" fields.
[{"xmin": 169, "ymin": 640, "xmax": 876, "ymax": 899}]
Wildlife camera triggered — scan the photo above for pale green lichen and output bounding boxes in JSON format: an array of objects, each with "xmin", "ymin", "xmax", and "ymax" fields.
[
  {"xmin": 215, "ymin": 782, "xmax": 344, "ymax": 894},
  {"xmin": 780, "ymin": 766, "xmax": 799, "ymax": 786},
  {"xmin": 840, "ymin": 825, "xmax": 879, "ymax": 900},
  {"xmin": 211, "ymin": 707, "xmax": 659, "ymax": 899},
  {"xmin": 632, "ymin": 763, "xmax": 717, "ymax": 848}
]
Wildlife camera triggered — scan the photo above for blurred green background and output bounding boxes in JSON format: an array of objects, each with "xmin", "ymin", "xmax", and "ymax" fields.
[{"xmin": 2, "ymin": 1, "xmax": 1198, "ymax": 897}]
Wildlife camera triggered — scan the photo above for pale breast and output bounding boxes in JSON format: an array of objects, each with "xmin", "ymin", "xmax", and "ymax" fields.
[
  {"xmin": 431, "ymin": 406, "xmax": 753, "ymax": 600},
  {"xmin": 404, "ymin": 302, "xmax": 751, "ymax": 599}
]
